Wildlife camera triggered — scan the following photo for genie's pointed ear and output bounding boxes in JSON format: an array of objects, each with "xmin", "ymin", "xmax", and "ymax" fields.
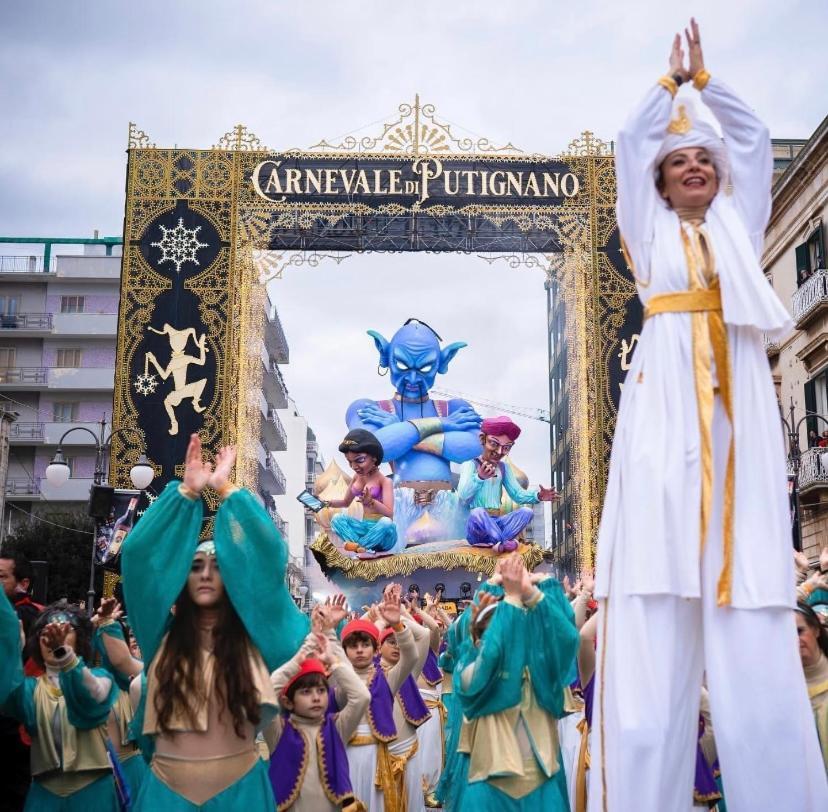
[
  {"xmin": 367, "ymin": 330, "xmax": 390, "ymax": 368},
  {"xmin": 438, "ymin": 341, "xmax": 467, "ymax": 374}
]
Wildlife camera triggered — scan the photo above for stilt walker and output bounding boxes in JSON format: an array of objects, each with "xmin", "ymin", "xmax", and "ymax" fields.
[{"xmin": 590, "ymin": 19, "xmax": 828, "ymax": 811}]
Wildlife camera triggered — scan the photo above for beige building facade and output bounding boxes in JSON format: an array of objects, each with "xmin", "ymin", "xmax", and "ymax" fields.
[{"xmin": 764, "ymin": 120, "xmax": 828, "ymax": 560}]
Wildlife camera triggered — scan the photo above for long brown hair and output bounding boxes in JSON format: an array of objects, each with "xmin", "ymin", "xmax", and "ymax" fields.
[{"xmin": 154, "ymin": 587, "xmax": 261, "ymax": 737}]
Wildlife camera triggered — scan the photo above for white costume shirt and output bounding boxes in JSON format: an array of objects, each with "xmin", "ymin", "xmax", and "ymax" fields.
[{"xmin": 594, "ymin": 77, "xmax": 796, "ymax": 609}]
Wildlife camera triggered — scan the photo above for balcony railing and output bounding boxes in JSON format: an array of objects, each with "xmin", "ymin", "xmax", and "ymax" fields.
[
  {"xmin": 267, "ymin": 409, "xmax": 287, "ymax": 448},
  {"xmin": 0, "ymin": 256, "xmax": 55, "ymax": 273},
  {"xmin": 265, "ymin": 308, "xmax": 289, "ymax": 364},
  {"xmin": 0, "ymin": 367, "xmax": 48, "ymax": 384},
  {"xmin": 798, "ymin": 447, "xmax": 828, "ymax": 492},
  {"xmin": 269, "ymin": 507, "xmax": 289, "ymax": 538},
  {"xmin": 792, "ymin": 269, "xmax": 828, "ymax": 325},
  {"xmin": 0, "ymin": 313, "xmax": 53, "ymax": 330},
  {"xmin": 9, "ymin": 422, "xmax": 44, "ymax": 440},
  {"xmin": 265, "ymin": 455, "xmax": 287, "ymax": 493},
  {"xmin": 6, "ymin": 477, "xmax": 41, "ymax": 495},
  {"xmin": 307, "ymin": 440, "xmax": 319, "ymax": 456}
]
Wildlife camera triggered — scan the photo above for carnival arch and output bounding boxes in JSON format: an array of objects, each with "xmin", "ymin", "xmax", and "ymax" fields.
[{"xmin": 110, "ymin": 97, "xmax": 641, "ymax": 580}]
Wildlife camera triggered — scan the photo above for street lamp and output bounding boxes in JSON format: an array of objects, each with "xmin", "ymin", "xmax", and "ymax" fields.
[
  {"xmin": 298, "ymin": 583, "xmax": 309, "ymax": 613},
  {"xmin": 779, "ymin": 399, "xmax": 828, "ymax": 553},
  {"xmin": 44, "ymin": 415, "xmax": 153, "ymax": 613}
]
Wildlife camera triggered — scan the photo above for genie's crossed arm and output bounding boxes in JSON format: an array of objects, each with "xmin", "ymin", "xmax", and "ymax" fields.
[{"xmin": 346, "ymin": 397, "xmax": 481, "ymax": 463}]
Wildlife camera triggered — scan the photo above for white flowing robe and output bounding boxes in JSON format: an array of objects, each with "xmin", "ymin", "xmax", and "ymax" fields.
[{"xmin": 595, "ymin": 76, "xmax": 796, "ymax": 609}]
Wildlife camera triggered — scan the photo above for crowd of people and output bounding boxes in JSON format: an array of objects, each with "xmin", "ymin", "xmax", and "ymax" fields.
[
  {"xmin": 0, "ymin": 434, "xmax": 827, "ymax": 811},
  {"xmin": 3, "ymin": 17, "xmax": 828, "ymax": 811}
]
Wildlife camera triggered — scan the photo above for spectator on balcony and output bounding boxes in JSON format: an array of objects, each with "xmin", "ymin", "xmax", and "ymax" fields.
[
  {"xmin": 810, "ymin": 430, "xmax": 820, "ymax": 448},
  {"xmin": 819, "ymin": 430, "xmax": 828, "ymax": 448}
]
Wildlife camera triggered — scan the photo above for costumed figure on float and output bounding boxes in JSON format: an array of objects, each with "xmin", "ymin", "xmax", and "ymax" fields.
[{"xmin": 459, "ymin": 416, "xmax": 558, "ymax": 553}]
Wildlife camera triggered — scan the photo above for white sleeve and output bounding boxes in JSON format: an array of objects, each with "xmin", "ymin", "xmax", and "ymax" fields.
[
  {"xmin": 615, "ymin": 82, "xmax": 676, "ymax": 269},
  {"xmin": 699, "ymin": 76, "xmax": 772, "ymax": 252}
]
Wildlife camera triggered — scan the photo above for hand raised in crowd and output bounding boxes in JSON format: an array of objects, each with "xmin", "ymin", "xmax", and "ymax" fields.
[
  {"xmin": 684, "ymin": 17, "xmax": 705, "ymax": 78},
  {"xmin": 794, "ymin": 550, "xmax": 810, "ymax": 574},
  {"xmin": 311, "ymin": 603, "xmax": 331, "ymax": 634},
  {"xmin": 470, "ymin": 591, "xmax": 499, "ymax": 644},
  {"xmin": 500, "ymin": 554, "xmax": 526, "ymax": 600},
  {"xmin": 91, "ymin": 597, "xmax": 123, "ymax": 628},
  {"xmin": 580, "ymin": 569, "xmax": 595, "ymax": 595},
  {"xmin": 668, "ymin": 32, "xmax": 689, "ymax": 82},
  {"xmin": 378, "ymin": 583, "xmax": 402, "ymax": 627},
  {"xmin": 183, "ymin": 434, "xmax": 213, "ymax": 494},
  {"xmin": 325, "ymin": 594, "xmax": 349, "ymax": 627},
  {"xmin": 364, "ymin": 603, "xmax": 380, "ymax": 625},
  {"xmin": 562, "ymin": 574, "xmax": 572, "ymax": 598},
  {"xmin": 315, "ymin": 632, "xmax": 336, "ymax": 667},
  {"xmin": 820, "ymin": 546, "xmax": 828, "ymax": 574},
  {"xmin": 207, "ymin": 445, "xmax": 237, "ymax": 493},
  {"xmin": 41, "ymin": 621, "xmax": 71, "ymax": 652}
]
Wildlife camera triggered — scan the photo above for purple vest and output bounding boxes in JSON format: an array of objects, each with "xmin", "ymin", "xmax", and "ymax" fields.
[
  {"xmin": 365, "ymin": 664, "xmax": 397, "ymax": 742},
  {"xmin": 422, "ymin": 648, "xmax": 442, "ymax": 687},
  {"xmin": 397, "ymin": 674, "xmax": 431, "ymax": 727},
  {"xmin": 269, "ymin": 715, "xmax": 355, "ymax": 810},
  {"xmin": 694, "ymin": 715, "xmax": 722, "ymax": 804}
]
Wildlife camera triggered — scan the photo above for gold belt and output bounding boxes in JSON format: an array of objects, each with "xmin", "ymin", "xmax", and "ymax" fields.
[{"xmin": 645, "ymin": 282, "xmax": 735, "ymax": 606}]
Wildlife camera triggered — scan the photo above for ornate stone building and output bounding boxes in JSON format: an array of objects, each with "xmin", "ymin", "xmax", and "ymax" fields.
[{"xmin": 764, "ymin": 124, "xmax": 828, "ymax": 559}]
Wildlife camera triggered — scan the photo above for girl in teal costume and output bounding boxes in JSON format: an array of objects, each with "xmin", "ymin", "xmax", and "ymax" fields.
[
  {"xmin": 457, "ymin": 555, "xmax": 578, "ymax": 811},
  {"xmin": 90, "ymin": 599, "xmax": 147, "ymax": 799},
  {"xmin": 435, "ymin": 579, "xmax": 503, "ymax": 812},
  {"xmin": 0, "ymin": 598, "xmax": 121, "ymax": 811},
  {"xmin": 122, "ymin": 435, "xmax": 309, "ymax": 811}
]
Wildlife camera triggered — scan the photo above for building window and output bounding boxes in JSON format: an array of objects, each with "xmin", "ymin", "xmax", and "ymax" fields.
[
  {"xmin": 56, "ymin": 348, "xmax": 83, "ymax": 368},
  {"xmin": 0, "ymin": 348, "xmax": 16, "ymax": 368},
  {"xmin": 60, "ymin": 296, "xmax": 85, "ymax": 314},
  {"xmin": 63, "ymin": 457, "xmax": 76, "ymax": 478},
  {"xmin": 0, "ymin": 296, "xmax": 20, "ymax": 317},
  {"xmin": 796, "ymin": 222, "xmax": 825, "ymax": 286},
  {"xmin": 52, "ymin": 402, "xmax": 79, "ymax": 422}
]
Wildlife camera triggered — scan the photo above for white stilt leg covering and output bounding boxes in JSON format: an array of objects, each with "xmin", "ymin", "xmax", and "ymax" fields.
[
  {"xmin": 346, "ymin": 727, "xmax": 385, "ymax": 812},
  {"xmin": 388, "ymin": 733, "xmax": 425, "ymax": 812},
  {"xmin": 589, "ymin": 404, "xmax": 828, "ymax": 811}
]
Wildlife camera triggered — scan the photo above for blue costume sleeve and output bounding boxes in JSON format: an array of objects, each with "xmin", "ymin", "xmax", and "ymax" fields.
[
  {"xmin": 457, "ymin": 600, "xmax": 525, "ymax": 720},
  {"xmin": 440, "ymin": 399, "xmax": 484, "ymax": 464},
  {"xmin": 213, "ymin": 487, "xmax": 310, "ymax": 672},
  {"xmin": 0, "ymin": 594, "xmax": 24, "ymax": 705},
  {"xmin": 502, "ymin": 463, "xmax": 540, "ymax": 505},
  {"xmin": 59, "ymin": 660, "xmax": 119, "ymax": 729},
  {"xmin": 121, "ymin": 481, "xmax": 203, "ymax": 667},
  {"xmin": 524, "ymin": 579, "xmax": 579, "ymax": 719},
  {"xmin": 456, "ymin": 460, "xmax": 483, "ymax": 504}
]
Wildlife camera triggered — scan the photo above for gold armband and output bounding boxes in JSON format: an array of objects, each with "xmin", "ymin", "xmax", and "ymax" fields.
[
  {"xmin": 392, "ymin": 622, "xmax": 405, "ymax": 633},
  {"xmin": 217, "ymin": 482, "xmax": 240, "ymax": 501},
  {"xmin": 178, "ymin": 483, "xmax": 199, "ymax": 501},
  {"xmin": 413, "ymin": 435, "xmax": 445, "ymax": 456},
  {"xmin": 407, "ymin": 417, "xmax": 443, "ymax": 441},
  {"xmin": 692, "ymin": 69, "xmax": 711, "ymax": 91},
  {"xmin": 657, "ymin": 75, "xmax": 679, "ymax": 97}
]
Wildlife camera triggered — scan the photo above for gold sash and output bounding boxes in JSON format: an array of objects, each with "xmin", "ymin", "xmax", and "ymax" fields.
[
  {"xmin": 574, "ymin": 718, "xmax": 590, "ymax": 812},
  {"xmin": 375, "ymin": 738, "xmax": 418, "ymax": 812},
  {"xmin": 424, "ymin": 697, "xmax": 447, "ymax": 770},
  {"xmin": 644, "ymin": 225, "xmax": 736, "ymax": 606}
]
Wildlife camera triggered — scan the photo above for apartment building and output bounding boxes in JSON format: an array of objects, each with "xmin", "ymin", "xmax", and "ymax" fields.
[
  {"xmin": 764, "ymin": 117, "xmax": 828, "ymax": 559},
  {"xmin": 0, "ymin": 237, "xmax": 293, "ymax": 544}
]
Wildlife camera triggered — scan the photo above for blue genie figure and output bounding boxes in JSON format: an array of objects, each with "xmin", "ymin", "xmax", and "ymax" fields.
[{"xmin": 345, "ymin": 319, "xmax": 481, "ymax": 547}]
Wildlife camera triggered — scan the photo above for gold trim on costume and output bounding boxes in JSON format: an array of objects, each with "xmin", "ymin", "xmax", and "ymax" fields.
[
  {"xmin": 657, "ymin": 76, "xmax": 679, "ymax": 98},
  {"xmin": 644, "ymin": 225, "xmax": 736, "ymax": 606},
  {"xmin": 276, "ymin": 720, "xmax": 310, "ymax": 811},
  {"xmin": 693, "ymin": 69, "xmax": 711, "ymax": 91},
  {"xmin": 667, "ymin": 105, "xmax": 692, "ymax": 135}
]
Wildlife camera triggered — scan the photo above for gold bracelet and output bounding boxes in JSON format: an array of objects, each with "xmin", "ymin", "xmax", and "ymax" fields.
[
  {"xmin": 657, "ymin": 75, "xmax": 679, "ymax": 98},
  {"xmin": 178, "ymin": 483, "xmax": 199, "ymax": 501},
  {"xmin": 693, "ymin": 69, "xmax": 711, "ymax": 91},
  {"xmin": 217, "ymin": 482, "xmax": 240, "ymax": 500}
]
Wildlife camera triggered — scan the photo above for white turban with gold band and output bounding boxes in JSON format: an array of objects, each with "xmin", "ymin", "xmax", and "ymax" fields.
[{"xmin": 654, "ymin": 98, "xmax": 729, "ymax": 186}]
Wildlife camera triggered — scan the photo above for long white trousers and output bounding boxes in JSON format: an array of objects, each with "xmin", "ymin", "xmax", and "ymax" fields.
[
  {"xmin": 418, "ymin": 688, "xmax": 443, "ymax": 795},
  {"xmin": 589, "ymin": 410, "xmax": 828, "ymax": 811}
]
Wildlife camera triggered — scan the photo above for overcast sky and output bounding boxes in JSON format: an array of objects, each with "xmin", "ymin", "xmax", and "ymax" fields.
[{"xmin": 2, "ymin": 1, "xmax": 824, "ymax": 503}]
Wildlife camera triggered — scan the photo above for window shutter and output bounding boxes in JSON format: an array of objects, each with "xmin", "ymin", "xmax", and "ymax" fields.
[
  {"xmin": 814, "ymin": 225, "xmax": 825, "ymax": 270},
  {"xmin": 805, "ymin": 378, "xmax": 817, "ymax": 439}
]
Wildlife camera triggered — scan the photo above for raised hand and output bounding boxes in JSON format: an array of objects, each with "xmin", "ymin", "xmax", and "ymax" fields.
[
  {"xmin": 315, "ymin": 632, "xmax": 335, "ymax": 666},
  {"xmin": 562, "ymin": 574, "xmax": 572, "ymax": 596},
  {"xmin": 325, "ymin": 594, "xmax": 349, "ymax": 627},
  {"xmin": 471, "ymin": 591, "xmax": 499, "ymax": 642},
  {"xmin": 378, "ymin": 584, "xmax": 402, "ymax": 627},
  {"xmin": 207, "ymin": 445, "xmax": 236, "ymax": 493},
  {"xmin": 442, "ymin": 405, "xmax": 482, "ymax": 433},
  {"xmin": 581, "ymin": 569, "xmax": 595, "ymax": 595},
  {"xmin": 183, "ymin": 434, "xmax": 212, "ymax": 494},
  {"xmin": 669, "ymin": 32, "xmax": 689, "ymax": 82},
  {"xmin": 92, "ymin": 597, "xmax": 122, "ymax": 627},
  {"xmin": 500, "ymin": 554, "xmax": 525, "ymax": 600},
  {"xmin": 684, "ymin": 17, "xmax": 705, "ymax": 78},
  {"xmin": 41, "ymin": 621, "xmax": 71, "ymax": 652},
  {"xmin": 794, "ymin": 550, "xmax": 810, "ymax": 574},
  {"xmin": 311, "ymin": 603, "xmax": 330, "ymax": 634}
]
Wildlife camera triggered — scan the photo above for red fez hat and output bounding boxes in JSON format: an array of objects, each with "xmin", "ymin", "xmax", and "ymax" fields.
[
  {"xmin": 411, "ymin": 612, "xmax": 423, "ymax": 625},
  {"xmin": 341, "ymin": 619, "xmax": 380, "ymax": 645},
  {"xmin": 380, "ymin": 626, "xmax": 399, "ymax": 645},
  {"xmin": 481, "ymin": 416, "xmax": 522, "ymax": 442},
  {"xmin": 282, "ymin": 657, "xmax": 327, "ymax": 697}
]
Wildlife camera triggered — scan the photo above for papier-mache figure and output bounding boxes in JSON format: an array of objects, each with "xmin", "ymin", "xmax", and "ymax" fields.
[
  {"xmin": 325, "ymin": 429, "xmax": 397, "ymax": 555},
  {"xmin": 346, "ymin": 319, "xmax": 482, "ymax": 546},
  {"xmin": 458, "ymin": 416, "xmax": 558, "ymax": 553}
]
